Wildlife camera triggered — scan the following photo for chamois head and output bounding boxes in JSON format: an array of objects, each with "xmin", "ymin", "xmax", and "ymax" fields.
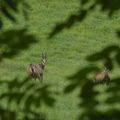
[{"xmin": 41, "ymin": 53, "xmax": 47, "ymax": 66}]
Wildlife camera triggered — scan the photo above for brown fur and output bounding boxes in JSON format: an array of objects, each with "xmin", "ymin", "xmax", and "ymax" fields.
[
  {"xmin": 27, "ymin": 53, "xmax": 47, "ymax": 81},
  {"xmin": 93, "ymin": 68, "xmax": 110, "ymax": 85}
]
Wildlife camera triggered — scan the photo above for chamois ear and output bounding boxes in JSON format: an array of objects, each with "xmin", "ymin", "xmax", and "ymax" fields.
[
  {"xmin": 41, "ymin": 52, "xmax": 47, "ymax": 59},
  {"xmin": 41, "ymin": 53, "xmax": 44, "ymax": 58},
  {"xmin": 44, "ymin": 52, "xmax": 47, "ymax": 58}
]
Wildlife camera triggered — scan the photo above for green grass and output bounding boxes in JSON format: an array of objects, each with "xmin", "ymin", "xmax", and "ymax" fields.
[{"xmin": 0, "ymin": 0, "xmax": 120, "ymax": 120}]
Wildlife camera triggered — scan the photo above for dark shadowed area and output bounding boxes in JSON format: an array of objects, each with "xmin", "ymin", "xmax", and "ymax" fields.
[
  {"xmin": 0, "ymin": 77, "xmax": 57, "ymax": 120},
  {"xmin": 0, "ymin": 0, "xmax": 30, "ymax": 29},
  {"xmin": 49, "ymin": 0, "xmax": 120, "ymax": 38},
  {"xmin": 64, "ymin": 44, "xmax": 120, "ymax": 120},
  {"xmin": 0, "ymin": 0, "xmax": 120, "ymax": 120},
  {"xmin": 50, "ymin": 1, "xmax": 120, "ymax": 119},
  {"xmin": 0, "ymin": 28, "xmax": 37, "ymax": 61}
]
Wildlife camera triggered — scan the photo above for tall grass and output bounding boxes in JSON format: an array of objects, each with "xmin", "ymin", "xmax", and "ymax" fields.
[{"xmin": 0, "ymin": 0, "xmax": 120, "ymax": 120}]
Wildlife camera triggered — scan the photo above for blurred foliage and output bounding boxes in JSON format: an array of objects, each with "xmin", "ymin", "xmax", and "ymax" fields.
[
  {"xmin": 64, "ymin": 45, "xmax": 120, "ymax": 120},
  {"xmin": 0, "ymin": 0, "xmax": 120, "ymax": 120},
  {"xmin": 0, "ymin": 1, "xmax": 42, "ymax": 119},
  {"xmin": 48, "ymin": 0, "xmax": 120, "ymax": 118},
  {"xmin": 87, "ymin": 45, "xmax": 120, "ymax": 70},
  {"xmin": 0, "ymin": 0, "xmax": 30, "ymax": 28},
  {"xmin": 0, "ymin": 77, "xmax": 57, "ymax": 120},
  {"xmin": 49, "ymin": 0, "xmax": 120, "ymax": 38},
  {"xmin": 0, "ymin": 27, "xmax": 37, "ymax": 61},
  {"xmin": 0, "ymin": 107, "xmax": 45, "ymax": 120}
]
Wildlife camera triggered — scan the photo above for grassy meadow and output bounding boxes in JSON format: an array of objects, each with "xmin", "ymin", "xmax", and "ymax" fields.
[{"xmin": 0, "ymin": 0, "xmax": 120, "ymax": 120}]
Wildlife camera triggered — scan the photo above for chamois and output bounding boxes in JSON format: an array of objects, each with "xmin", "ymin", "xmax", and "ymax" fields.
[
  {"xmin": 93, "ymin": 67, "xmax": 110, "ymax": 85},
  {"xmin": 27, "ymin": 53, "xmax": 47, "ymax": 81}
]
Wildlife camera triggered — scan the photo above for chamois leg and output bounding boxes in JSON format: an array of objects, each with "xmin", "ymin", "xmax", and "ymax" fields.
[
  {"xmin": 41, "ymin": 74, "xmax": 43, "ymax": 82},
  {"xmin": 101, "ymin": 80, "xmax": 105, "ymax": 84},
  {"xmin": 37, "ymin": 74, "xmax": 43, "ymax": 82},
  {"xmin": 34, "ymin": 76, "xmax": 37, "ymax": 80},
  {"xmin": 40, "ymin": 74, "xmax": 43, "ymax": 83},
  {"xmin": 32, "ymin": 74, "xmax": 36, "ymax": 80},
  {"xmin": 106, "ymin": 78, "xmax": 110, "ymax": 85}
]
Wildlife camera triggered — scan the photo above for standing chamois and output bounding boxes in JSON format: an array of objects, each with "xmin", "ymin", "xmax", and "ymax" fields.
[
  {"xmin": 27, "ymin": 53, "xmax": 47, "ymax": 81},
  {"xmin": 93, "ymin": 67, "xmax": 110, "ymax": 85}
]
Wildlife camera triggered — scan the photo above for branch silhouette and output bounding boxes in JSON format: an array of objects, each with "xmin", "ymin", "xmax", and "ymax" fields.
[
  {"xmin": 87, "ymin": 45, "xmax": 120, "ymax": 70},
  {"xmin": 64, "ymin": 67, "xmax": 120, "ymax": 120},
  {"xmin": 0, "ymin": 28, "xmax": 37, "ymax": 61},
  {"xmin": 0, "ymin": 77, "xmax": 57, "ymax": 120},
  {"xmin": 49, "ymin": 0, "xmax": 120, "ymax": 38},
  {"xmin": 0, "ymin": 0, "xmax": 30, "ymax": 29},
  {"xmin": 64, "ymin": 44, "xmax": 120, "ymax": 120}
]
